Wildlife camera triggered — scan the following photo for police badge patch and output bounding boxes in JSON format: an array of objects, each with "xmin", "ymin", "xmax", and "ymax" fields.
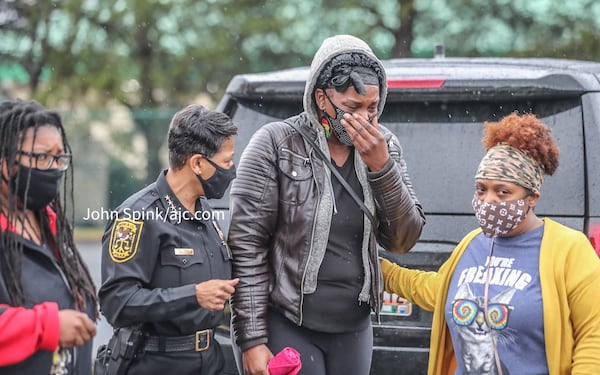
[{"xmin": 109, "ymin": 218, "xmax": 144, "ymax": 263}]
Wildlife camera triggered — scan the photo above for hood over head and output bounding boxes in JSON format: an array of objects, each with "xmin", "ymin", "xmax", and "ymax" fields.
[{"xmin": 303, "ymin": 34, "xmax": 387, "ymax": 130}]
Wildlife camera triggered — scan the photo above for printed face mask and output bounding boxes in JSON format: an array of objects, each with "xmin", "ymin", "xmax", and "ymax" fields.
[
  {"xmin": 197, "ymin": 158, "xmax": 236, "ymax": 199},
  {"xmin": 472, "ymin": 195, "xmax": 529, "ymax": 238},
  {"xmin": 10, "ymin": 166, "xmax": 63, "ymax": 211},
  {"xmin": 323, "ymin": 93, "xmax": 354, "ymax": 146}
]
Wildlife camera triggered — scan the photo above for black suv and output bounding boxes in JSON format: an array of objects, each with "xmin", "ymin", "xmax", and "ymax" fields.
[{"xmin": 212, "ymin": 57, "xmax": 600, "ymax": 375}]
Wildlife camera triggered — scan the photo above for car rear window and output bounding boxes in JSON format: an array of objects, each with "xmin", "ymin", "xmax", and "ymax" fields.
[
  {"xmin": 380, "ymin": 98, "xmax": 585, "ymax": 218},
  {"xmin": 226, "ymin": 96, "xmax": 586, "ymax": 240}
]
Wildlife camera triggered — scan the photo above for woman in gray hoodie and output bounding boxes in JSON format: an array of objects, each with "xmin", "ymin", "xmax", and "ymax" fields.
[{"xmin": 228, "ymin": 34, "xmax": 425, "ymax": 375}]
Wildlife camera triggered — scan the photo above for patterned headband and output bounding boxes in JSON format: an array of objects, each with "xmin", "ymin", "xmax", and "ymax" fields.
[{"xmin": 475, "ymin": 144, "xmax": 544, "ymax": 192}]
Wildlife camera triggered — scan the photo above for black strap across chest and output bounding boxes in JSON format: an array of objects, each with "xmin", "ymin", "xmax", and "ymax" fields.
[{"xmin": 285, "ymin": 121, "xmax": 375, "ymax": 226}]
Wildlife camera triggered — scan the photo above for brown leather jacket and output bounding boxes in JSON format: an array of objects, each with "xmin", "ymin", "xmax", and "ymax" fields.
[{"xmin": 228, "ymin": 113, "xmax": 425, "ymax": 350}]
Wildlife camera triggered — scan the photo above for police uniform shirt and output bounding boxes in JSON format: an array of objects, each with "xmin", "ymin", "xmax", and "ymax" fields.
[{"xmin": 98, "ymin": 170, "xmax": 232, "ymax": 336}]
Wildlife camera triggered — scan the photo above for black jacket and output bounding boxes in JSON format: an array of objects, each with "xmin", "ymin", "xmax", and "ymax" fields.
[
  {"xmin": 0, "ymin": 230, "xmax": 95, "ymax": 375},
  {"xmin": 99, "ymin": 171, "xmax": 231, "ymax": 336},
  {"xmin": 228, "ymin": 113, "xmax": 425, "ymax": 350}
]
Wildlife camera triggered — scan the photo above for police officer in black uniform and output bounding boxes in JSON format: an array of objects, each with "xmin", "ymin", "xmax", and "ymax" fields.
[{"xmin": 98, "ymin": 104, "xmax": 239, "ymax": 375}]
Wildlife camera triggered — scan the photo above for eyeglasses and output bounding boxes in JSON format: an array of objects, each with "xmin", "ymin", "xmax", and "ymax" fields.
[
  {"xmin": 452, "ymin": 298, "xmax": 510, "ymax": 330},
  {"xmin": 16, "ymin": 151, "xmax": 72, "ymax": 171}
]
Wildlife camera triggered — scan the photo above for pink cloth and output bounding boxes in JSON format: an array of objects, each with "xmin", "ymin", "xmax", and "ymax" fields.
[{"xmin": 268, "ymin": 347, "xmax": 302, "ymax": 375}]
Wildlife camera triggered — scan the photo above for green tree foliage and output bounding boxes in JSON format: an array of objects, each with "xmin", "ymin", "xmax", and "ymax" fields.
[
  {"xmin": 0, "ymin": 0, "xmax": 94, "ymax": 94},
  {"xmin": 412, "ymin": 0, "xmax": 600, "ymax": 59}
]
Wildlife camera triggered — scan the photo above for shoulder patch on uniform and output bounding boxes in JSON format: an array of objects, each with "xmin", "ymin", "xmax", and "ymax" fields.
[{"xmin": 108, "ymin": 218, "xmax": 144, "ymax": 263}]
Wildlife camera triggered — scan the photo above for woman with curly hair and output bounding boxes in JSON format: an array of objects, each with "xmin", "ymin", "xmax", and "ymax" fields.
[
  {"xmin": 382, "ymin": 113, "xmax": 600, "ymax": 374},
  {"xmin": 0, "ymin": 100, "xmax": 97, "ymax": 374}
]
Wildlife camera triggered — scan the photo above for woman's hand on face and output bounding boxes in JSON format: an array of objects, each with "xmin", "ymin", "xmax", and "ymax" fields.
[{"xmin": 341, "ymin": 113, "xmax": 389, "ymax": 172}]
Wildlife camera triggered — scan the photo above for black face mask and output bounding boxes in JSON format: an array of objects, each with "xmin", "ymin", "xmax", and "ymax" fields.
[
  {"xmin": 323, "ymin": 93, "xmax": 354, "ymax": 146},
  {"xmin": 323, "ymin": 91, "xmax": 374, "ymax": 147},
  {"xmin": 197, "ymin": 158, "xmax": 236, "ymax": 199},
  {"xmin": 9, "ymin": 166, "xmax": 64, "ymax": 211},
  {"xmin": 323, "ymin": 90, "xmax": 353, "ymax": 146}
]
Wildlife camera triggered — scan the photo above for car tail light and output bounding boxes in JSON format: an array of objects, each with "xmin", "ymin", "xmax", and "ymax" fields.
[
  {"xmin": 387, "ymin": 79, "xmax": 445, "ymax": 89},
  {"xmin": 588, "ymin": 220, "xmax": 600, "ymax": 257}
]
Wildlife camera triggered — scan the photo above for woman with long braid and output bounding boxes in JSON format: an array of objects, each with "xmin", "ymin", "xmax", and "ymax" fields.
[{"xmin": 0, "ymin": 100, "xmax": 97, "ymax": 374}]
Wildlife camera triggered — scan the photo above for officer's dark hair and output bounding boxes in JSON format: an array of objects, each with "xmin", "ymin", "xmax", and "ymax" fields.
[
  {"xmin": 0, "ymin": 99, "xmax": 98, "ymax": 315},
  {"xmin": 168, "ymin": 104, "xmax": 238, "ymax": 169}
]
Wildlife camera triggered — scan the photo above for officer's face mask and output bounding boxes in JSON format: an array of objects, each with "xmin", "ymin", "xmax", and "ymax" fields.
[
  {"xmin": 9, "ymin": 165, "xmax": 64, "ymax": 211},
  {"xmin": 197, "ymin": 157, "xmax": 236, "ymax": 199}
]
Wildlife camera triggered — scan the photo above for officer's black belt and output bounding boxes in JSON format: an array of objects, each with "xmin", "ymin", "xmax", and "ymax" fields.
[{"xmin": 143, "ymin": 329, "xmax": 212, "ymax": 352}]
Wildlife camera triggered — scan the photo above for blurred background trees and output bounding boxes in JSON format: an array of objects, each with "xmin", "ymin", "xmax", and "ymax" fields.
[{"xmin": 1, "ymin": 0, "xmax": 599, "ymax": 223}]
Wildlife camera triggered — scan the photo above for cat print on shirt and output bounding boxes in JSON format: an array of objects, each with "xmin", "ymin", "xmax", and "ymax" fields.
[{"xmin": 451, "ymin": 282, "xmax": 516, "ymax": 375}]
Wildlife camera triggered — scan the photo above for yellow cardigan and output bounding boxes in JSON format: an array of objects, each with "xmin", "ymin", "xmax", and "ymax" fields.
[{"xmin": 381, "ymin": 218, "xmax": 600, "ymax": 375}]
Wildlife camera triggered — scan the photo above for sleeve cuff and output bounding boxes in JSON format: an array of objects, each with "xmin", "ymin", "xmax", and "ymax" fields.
[
  {"xmin": 240, "ymin": 337, "xmax": 269, "ymax": 352},
  {"xmin": 38, "ymin": 302, "xmax": 60, "ymax": 351},
  {"xmin": 368, "ymin": 157, "xmax": 394, "ymax": 179},
  {"xmin": 380, "ymin": 258, "xmax": 394, "ymax": 276}
]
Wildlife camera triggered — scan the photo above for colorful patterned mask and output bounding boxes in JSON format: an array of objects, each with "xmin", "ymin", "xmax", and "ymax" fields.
[{"xmin": 472, "ymin": 195, "xmax": 529, "ymax": 237}]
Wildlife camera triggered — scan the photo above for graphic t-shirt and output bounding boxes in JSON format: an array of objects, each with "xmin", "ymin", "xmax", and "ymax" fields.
[{"xmin": 445, "ymin": 225, "xmax": 549, "ymax": 375}]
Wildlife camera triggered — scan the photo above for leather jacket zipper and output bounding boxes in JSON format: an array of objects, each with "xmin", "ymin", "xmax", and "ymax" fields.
[
  {"xmin": 298, "ymin": 149, "xmax": 320, "ymax": 326},
  {"xmin": 280, "ymin": 147, "xmax": 310, "ymax": 165}
]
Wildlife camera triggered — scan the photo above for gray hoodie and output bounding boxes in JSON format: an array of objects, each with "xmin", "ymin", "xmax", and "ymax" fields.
[
  {"xmin": 229, "ymin": 34, "xmax": 425, "ymax": 350},
  {"xmin": 303, "ymin": 34, "xmax": 388, "ymax": 129},
  {"xmin": 300, "ymin": 34, "xmax": 390, "ymax": 302}
]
